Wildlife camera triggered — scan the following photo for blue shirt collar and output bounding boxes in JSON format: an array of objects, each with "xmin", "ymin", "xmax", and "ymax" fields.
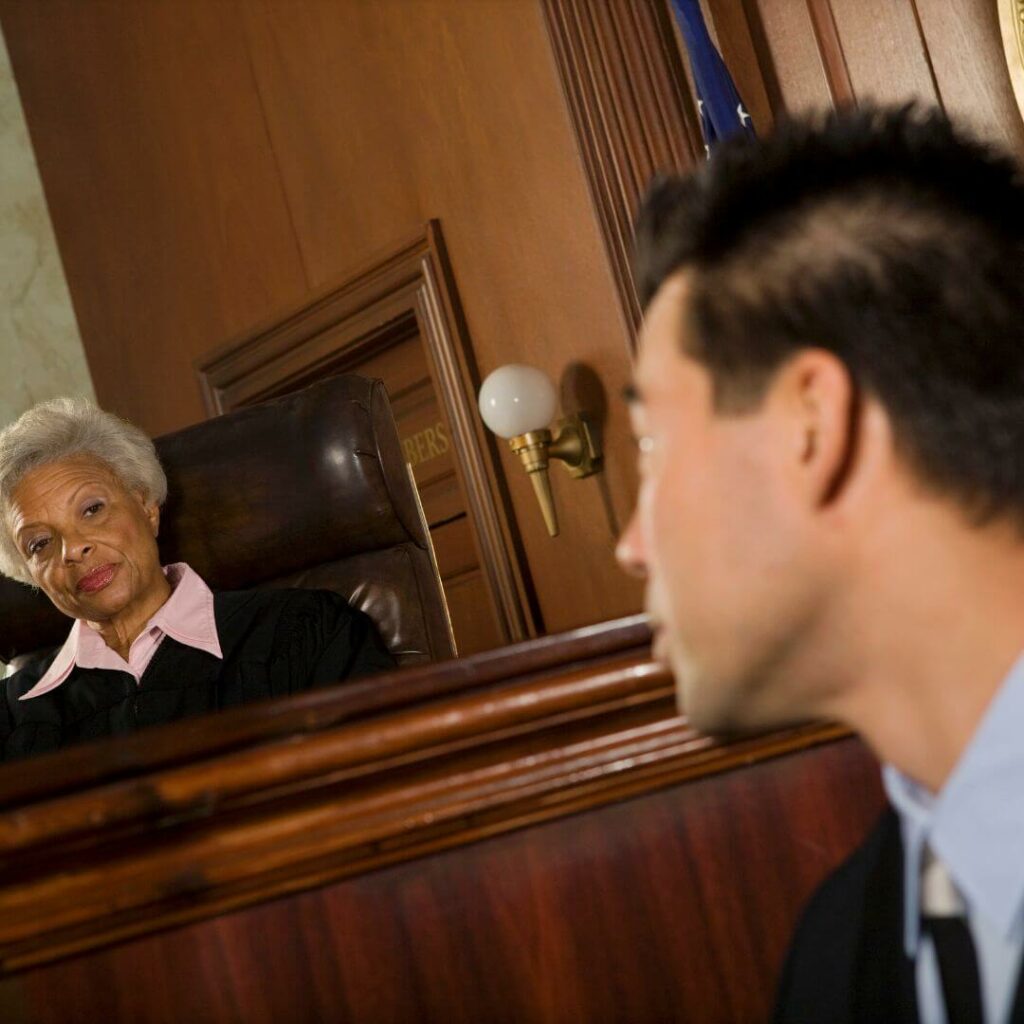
[{"xmin": 884, "ymin": 650, "xmax": 1024, "ymax": 956}]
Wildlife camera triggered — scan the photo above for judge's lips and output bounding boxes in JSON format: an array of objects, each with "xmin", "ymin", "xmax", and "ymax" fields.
[{"xmin": 76, "ymin": 563, "xmax": 119, "ymax": 594}]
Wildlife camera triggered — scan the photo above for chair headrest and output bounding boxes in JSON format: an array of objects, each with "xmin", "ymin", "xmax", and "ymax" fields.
[{"xmin": 157, "ymin": 376, "xmax": 425, "ymax": 589}]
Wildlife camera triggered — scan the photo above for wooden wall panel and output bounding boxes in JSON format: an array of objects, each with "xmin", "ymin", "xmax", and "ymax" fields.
[
  {"xmin": 826, "ymin": 0, "xmax": 939, "ymax": 106},
  {"xmin": 3, "ymin": 735, "xmax": 884, "ymax": 1024},
  {"xmin": 750, "ymin": 0, "xmax": 835, "ymax": 112},
  {"xmin": 236, "ymin": 1, "xmax": 643, "ymax": 635},
  {"xmin": 915, "ymin": 0, "xmax": 1024, "ymax": 155},
  {"xmin": 0, "ymin": 0, "xmax": 643, "ymax": 638},
  {"xmin": 6, "ymin": 0, "xmax": 1023, "ymax": 640},
  {"xmin": 719, "ymin": 0, "xmax": 1024, "ymax": 163},
  {"xmin": 0, "ymin": 0, "xmax": 309, "ymax": 437}
]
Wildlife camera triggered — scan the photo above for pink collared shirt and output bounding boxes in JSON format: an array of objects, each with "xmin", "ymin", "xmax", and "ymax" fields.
[{"xmin": 20, "ymin": 563, "xmax": 223, "ymax": 701}]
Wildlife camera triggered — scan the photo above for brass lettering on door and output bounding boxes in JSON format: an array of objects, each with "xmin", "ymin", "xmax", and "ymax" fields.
[{"xmin": 402, "ymin": 421, "xmax": 451, "ymax": 468}]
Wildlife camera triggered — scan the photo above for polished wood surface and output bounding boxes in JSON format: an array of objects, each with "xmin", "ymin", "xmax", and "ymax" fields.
[
  {"xmin": 551, "ymin": 0, "xmax": 1024, "ymax": 369},
  {"xmin": 0, "ymin": 616, "xmax": 886, "ymax": 1022},
  {"xmin": 541, "ymin": 0, "xmax": 702, "ymax": 336},
  {"xmin": 196, "ymin": 222, "xmax": 536, "ymax": 655},
  {"xmin": 0, "ymin": 0, "xmax": 643, "ymax": 638}
]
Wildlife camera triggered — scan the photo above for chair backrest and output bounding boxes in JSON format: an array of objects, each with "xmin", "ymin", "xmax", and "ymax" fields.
[{"xmin": 0, "ymin": 375, "xmax": 455, "ymax": 669}]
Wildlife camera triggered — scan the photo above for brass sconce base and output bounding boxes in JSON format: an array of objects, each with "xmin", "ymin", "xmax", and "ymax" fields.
[{"xmin": 509, "ymin": 414, "xmax": 602, "ymax": 537}]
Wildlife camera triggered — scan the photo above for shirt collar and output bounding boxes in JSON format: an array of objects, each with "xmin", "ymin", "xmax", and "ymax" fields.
[
  {"xmin": 18, "ymin": 563, "xmax": 221, "ymax": 700},
  {"xmin": 884, "ymin": 650, "xmax": 1024, "ymax": 954}
]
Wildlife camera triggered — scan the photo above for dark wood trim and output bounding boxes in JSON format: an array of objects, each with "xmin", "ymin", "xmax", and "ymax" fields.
[
  {"xmin": 806, "ymin": 0, "xmax": 856, "ymax": 107},
  {"xmin": 195, "ymin": 221, "xmax": 539, "ymax": 648},
  {"xmin": 0, "ymin": 615, "xmax": 847, "ymax": 973},
  {"xmin": 541, "ymin": 0, "xmax": 702, "ymax": 343},
  {"xmin": 0, "ymin": 615, "xmax": 653, "ymax": 807}
]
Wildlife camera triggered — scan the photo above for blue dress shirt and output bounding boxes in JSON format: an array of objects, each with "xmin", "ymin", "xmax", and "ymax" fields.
[{"xmin": 884, "ymin": 652, "xmax": 1024, "ymax": 1024}]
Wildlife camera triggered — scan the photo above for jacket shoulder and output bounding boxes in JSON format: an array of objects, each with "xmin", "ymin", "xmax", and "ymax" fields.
[{"xmin": 773, "ymin": 808, "xmax": 898, "ymax": 1024}]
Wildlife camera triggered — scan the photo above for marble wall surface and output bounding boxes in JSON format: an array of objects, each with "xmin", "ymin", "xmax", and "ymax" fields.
[{"xmin": 0, "ymin": 25, "xmax": 94, "ymax": 429}]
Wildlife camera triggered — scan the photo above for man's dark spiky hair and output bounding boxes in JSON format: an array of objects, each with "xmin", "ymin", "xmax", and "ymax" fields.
[
  {"xmin": 634, "ymin": 104, "xmax": 1024, "ymax": 306},
  {"xmin": 632, "ymin": 103, "xmax": 1024, "ymax": 529}
]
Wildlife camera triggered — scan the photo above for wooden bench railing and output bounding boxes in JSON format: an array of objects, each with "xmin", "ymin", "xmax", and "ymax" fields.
[{"xmin": 0, "ymin": 615, "xmax": 884, "ymax": 1023}]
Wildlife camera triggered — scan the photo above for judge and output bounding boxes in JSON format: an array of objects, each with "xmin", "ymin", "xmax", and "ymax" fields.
[{"xmin": 0, "ymin": 397, "xmax": 394, "ymax": 761}]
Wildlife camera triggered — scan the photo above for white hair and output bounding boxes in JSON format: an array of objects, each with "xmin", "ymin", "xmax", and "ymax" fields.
[{"xmin": 0, "ymin": 398, "xmax": 167, "ymax": 584}]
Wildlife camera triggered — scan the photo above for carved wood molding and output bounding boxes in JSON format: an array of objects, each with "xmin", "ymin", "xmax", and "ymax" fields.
[
  {"xmin": 541, "ymin": 0, "xmax": 702, "ymax": 341},
  {"xmin": 195, "ymin": 221, "xmax": 538, "ymax": 646},
  {"xmin": 0, "ymin": 617, "xmax": 847, "ymax": 972}
]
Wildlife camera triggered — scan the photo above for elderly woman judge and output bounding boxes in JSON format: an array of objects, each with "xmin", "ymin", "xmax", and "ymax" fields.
[{"xmin": 0, "ymin": 398, "xmax": 394, "ymax": 761}]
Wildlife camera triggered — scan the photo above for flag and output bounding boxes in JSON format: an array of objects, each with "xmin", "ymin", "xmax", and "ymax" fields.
[{"xmin": 669, "ymin": 0, "xmax": 756, "ymax": 153}]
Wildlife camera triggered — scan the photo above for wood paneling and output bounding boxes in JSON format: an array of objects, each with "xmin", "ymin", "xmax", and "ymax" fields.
[
  {"xmin": 547, "ymin": 0, "xmax": 1024, "ymax": 388},
  {"xmin": 726, "ymin": 0, "xmax": 1024, "ymax": 162},
  {"xmin": 6, "ymin": 738, "xmax": 882, "ymax": 1024},
  {"xmin": 196, "ymin": 223, "xmax": 538, "ymax": 655},
  {"xmin": 0, "ymin": 0, "xmax": 309, "ymax": 437},
  {"xmin": 232, "ymin": 0, "xmax": 644, "ymax": 635},
  {"xmin": 6, "ymin": 0, "xmax": 1021, "ymax": 642},
  {"xmin": 0, "ymin": 0, "xmax": 643, "ymax": 640},
  {"xmin": 0, "ymin": 616, "xmax": 885, "ymax": 1022},
  {"xmin": 541, "ymin": 0, "xmax": 702, "ymax": 336},
  {"xmin": 827, "ymin": 0, "xmax": 939, "ymax": 106},
  {"xmin": 916, "ymin": 0, "xmax": 1024, "ymax": 154}
]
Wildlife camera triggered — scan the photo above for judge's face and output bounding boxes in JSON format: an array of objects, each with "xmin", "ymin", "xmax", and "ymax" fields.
[
  {"xmin": 8, "ymin": 454, "xmax": 165, "ymax": 624},
  {"xmin": 616, "ymin": 274, "xmax": 826, "ymax": 734}
]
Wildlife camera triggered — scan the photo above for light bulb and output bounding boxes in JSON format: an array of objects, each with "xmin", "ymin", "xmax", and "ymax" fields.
[{"xmin": 478, "ymin": 364, "xmax": 558, "ymax": 439}]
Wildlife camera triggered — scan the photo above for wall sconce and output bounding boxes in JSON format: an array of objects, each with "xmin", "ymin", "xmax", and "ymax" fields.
[{"xmin": 478, "ymin": 364, "xmax": 602, "ymax": 537}]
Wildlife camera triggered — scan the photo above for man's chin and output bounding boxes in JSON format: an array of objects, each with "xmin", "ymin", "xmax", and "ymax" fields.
[{"xmin": 673, "ymin": 660, "xmax": 767, "ymax": 737}]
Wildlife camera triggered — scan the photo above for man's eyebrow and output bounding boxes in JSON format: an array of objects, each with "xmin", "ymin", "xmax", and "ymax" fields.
[{"xmin": 622, "ymin": 383, "xmax": 643, "ymax": 404}]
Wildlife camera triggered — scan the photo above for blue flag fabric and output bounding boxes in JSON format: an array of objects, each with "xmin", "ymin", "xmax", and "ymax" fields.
[{"xmin": 670, "ymin": 0, "xmax": 756, "ymax": 153}]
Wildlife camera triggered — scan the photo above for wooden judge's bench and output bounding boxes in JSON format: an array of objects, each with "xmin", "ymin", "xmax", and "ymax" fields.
[{"xmin": 0, "ymin": 617, "xmax": 884, "ymax": 1024}]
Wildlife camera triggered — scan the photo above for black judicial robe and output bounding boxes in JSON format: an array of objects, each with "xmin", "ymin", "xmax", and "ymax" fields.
[
  {"xmin": 1, "ymin": 588, "xmax": 395, "ymax": 761},
  {"xmin": 773, "ymin": 808, "xmax": 1024, "ymax": 1023}
]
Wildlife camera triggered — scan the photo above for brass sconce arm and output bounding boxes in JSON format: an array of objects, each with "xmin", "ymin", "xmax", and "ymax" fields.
[{"xmin": 508, "ymin": 414, "xmax": 602, "ymax": 537}]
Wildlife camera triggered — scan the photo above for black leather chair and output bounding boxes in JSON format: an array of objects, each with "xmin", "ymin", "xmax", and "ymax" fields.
[{"xmin": 0, "ymin": 375, "xmax": 455, "ymax": 672}]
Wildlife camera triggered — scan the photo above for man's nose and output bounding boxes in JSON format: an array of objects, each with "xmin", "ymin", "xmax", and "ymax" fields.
[{"xmin": 615, "ymin": 510, "xmax": 647, "ymax": 579}]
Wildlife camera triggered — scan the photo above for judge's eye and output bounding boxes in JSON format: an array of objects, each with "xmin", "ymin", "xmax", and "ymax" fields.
[
  {"xmin": 27, "ymin": 537, "xmax": 50, "ymax": 557},
  {"xmin": 83, "ymin": 501, "xmax": 104, "ymax": 517}
]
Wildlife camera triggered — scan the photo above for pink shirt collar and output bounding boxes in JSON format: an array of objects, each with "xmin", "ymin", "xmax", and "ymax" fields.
[{"xmin": 19, "ymin": 563, "xmax": 222, "ymax": 700}]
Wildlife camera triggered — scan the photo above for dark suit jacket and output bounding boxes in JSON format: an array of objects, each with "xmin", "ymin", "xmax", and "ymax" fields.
[
  {"xmin": 1, "ymin": 588, "xmax": 395, "ymax": 761},
  {"xmin": 774, "ymin": 808, "xmax": 1024, "ymax": 1023}
]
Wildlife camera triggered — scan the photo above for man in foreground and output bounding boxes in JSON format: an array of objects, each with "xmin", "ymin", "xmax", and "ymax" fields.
[{"xmin": 616, "ymin": 105, "xmax": 1024, "ymax": 1023}]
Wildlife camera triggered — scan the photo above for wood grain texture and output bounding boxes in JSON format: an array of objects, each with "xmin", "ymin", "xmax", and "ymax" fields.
[
  {"xmin": 749, "ymin": 0, "xmax": 833, "ymax": 113},
  {"xmin": 0, "ymin": 612, "xmax": 865, "ymax": 988},
  {"xmin": 0, "ymin": 0, "xmax": 310, "ymax": 437},
  {"xmin": 3, "ymin": 732, "xmax": 883, "ymax": 1023},
  {"xmin": 541, "ymin": 0, "xmax": 701, "ymax": 336},
  {"xmin": 805, "ymin": 0, "xmax": 856, "ymax": 106},
  {"xmin": 197, "ymin": 222, "xmax": 538, "ymax": 653},
  {"xmin": 824, "ymin": 0, "xmax": 939, "ymax": 107},
  {"xmin": 236, "ymin": 0, "xmax": 645, "ymax": 633},
  {"xmin": 914, "ymin": 0, "xmax": 1024, "ymax": 157},
  {"xmin": 0, "ymin": 0, "xmax": 644, "ymax": 637}
]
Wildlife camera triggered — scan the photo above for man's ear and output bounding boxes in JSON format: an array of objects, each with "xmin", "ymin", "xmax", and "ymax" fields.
[{"xmin": 774, "ymin": 349, "xmax": 856, "ymax": 508}]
